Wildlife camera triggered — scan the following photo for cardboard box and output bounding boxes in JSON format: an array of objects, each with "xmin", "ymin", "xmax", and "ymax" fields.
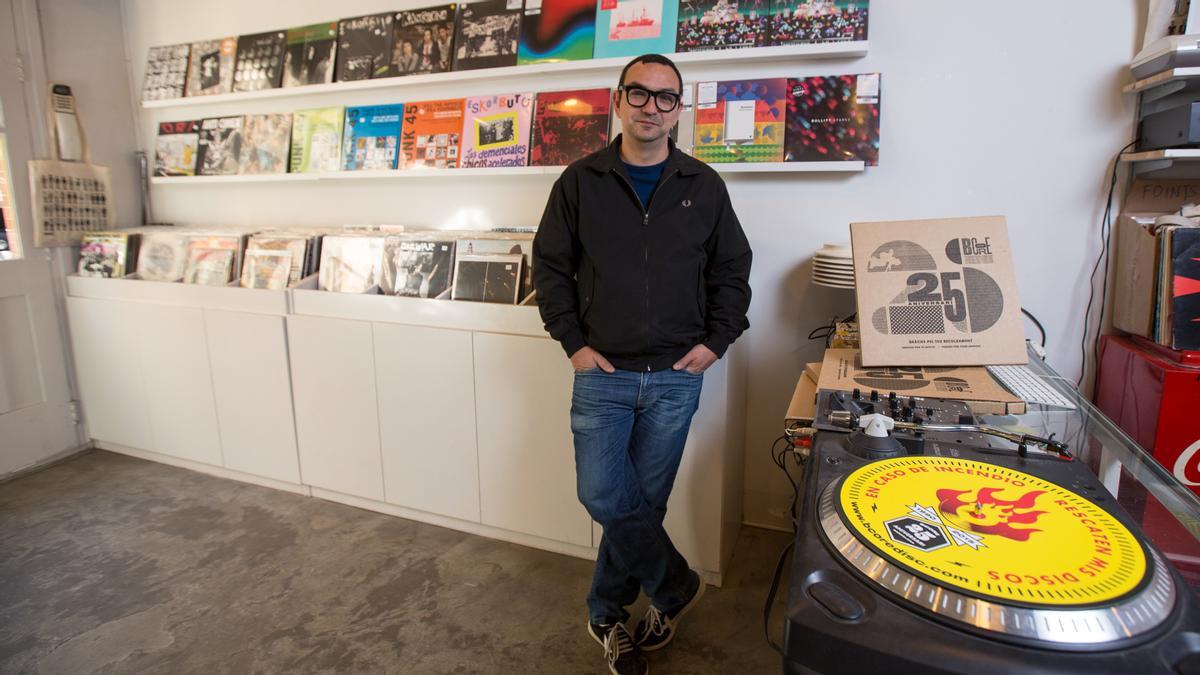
[
  {"xmin": 785, "ymin": 364, "xmax": 820, "ymax": 425},
  {"xmin": 815, "ymin": 348, "xmax": 1026, "ymax": 415},
  {"xmin": 1112, "ymin": 180, "xmax": 1200, "ymax": 338},
  {"xmin": 850, "ymin": 216, "xmax": 1026, "ymax": 367}
]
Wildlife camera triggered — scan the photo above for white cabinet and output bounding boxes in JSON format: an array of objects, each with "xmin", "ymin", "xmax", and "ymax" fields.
[
  {"xmin": 474, "ymin": 332, "xmax": 592, "ymax": 548},
  {"xmin": 287, "ymin": 315, "xmax": 384, "ymax": 501},
  {"xmin": 204, "ymin": 310, "xmax": 300, "ymax": 484},
  {"xmin": 374, "ymin": 323, "xmax": 480, "ymax": 522}
]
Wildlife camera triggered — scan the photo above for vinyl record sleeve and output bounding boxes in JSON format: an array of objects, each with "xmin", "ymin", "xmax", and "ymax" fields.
[
  {"xmin": 850, "ymin": 216, "xmax": 1027, "ymax": 366},
  {"xmin": 196, "ymin": 116, "xmax": 243, "ymax": 176},
  {"xmin": 1168, "ymin": 227, "xmax": 1200, "ymax": 350},
  {"xmin": 185, "ymin": 37, "xmax": 236, "ymax": 97},
  {"xmin": 241, "ymin": 249, "xmax": 293, "ymax": 289},
  {"xmin": 291, "ymin": 107, "xmax": 345, "ymax": 173},
  {"xmin": 233, "ymin": 31, "xmax": 286, "ymax": 92},
  {"xmin": 592, "ymin": 0, "xmax": 677, "ymax": 58},
  {"xmin": 530, "ymin": 88, "xmax": 610, "ymax": 166},
  {"xmin": 282, "ymin": 22, "xmax": 338, "ymax": 87},
  {"xmin": 154, "ymin": 120, "xmax": 201, "ymax": 177},
  {"xmin": 247, "ymin": 235, "xmax": 309, "ymax": 285},
  {"xmin": 457, "ymin": 235, "xmax": 534, "ymax": 298},
  {"xmin": 240, "ymin": 114, "xmax": 293, "ymax": 174},
  {"xmin": 768, "ymin": 0, "xmax": 868, "ymax": 46},
  {"xmin": 675, "ymin": 0, "xmax": 768, "ymax": 53},
  {"xmin": 343, "ymin": 105, "xmax": 405, "ymax": 170},
  {"xmin": 461, "ymin": 93, "xmax": 533, "ymax": 167},
  {"xmin": 392, "ymin": 5, "xmax": 458, "ymax": 76},
  {"xmin": 318, "ymin": 235, "xmax": 386, "ymax": 293},
  {"xmin": 518, "ymin": 0, "xmax": 596, "ymax": 64},
  {"xmin": 184, "ymin": 247, "xmax": 235, "ymax": 286},
  {"xmin": 336, "ymin": 12, "xmax": 395, "ymax": 81},
  {"xmin": 400, "ymin": 99, "xmax": 466, "ymax": 169},
  {"xmin": 451, "ymin": 253, "xmax": 524, "ymax": 303},
  {"xmin": 77, "ymin": 232, "xmax": 131, "ymax": 278},
  {"xmin": 382, "ymin": 236, "xmax": 456, "ymax": 297},
  {"xmin": 785, "ymin": 74, "xmax": 879, "ymax": 165},
  {"xmin": 693, "ymin": 78, "xmax": 785, "ymax": 163},
  {"xmin": 453, "ymin": 0, "xmax": 523, "ymax": 71},
  {"xmin": 137, "ymin": 232, "xmax": 190, "ymax": 282},
  {"xmin": 142, "ymin": 43, "xmax": 189, "ymax": 101}
]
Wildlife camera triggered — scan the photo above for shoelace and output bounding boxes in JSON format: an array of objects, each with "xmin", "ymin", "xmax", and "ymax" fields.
[
  {"xmin": 604, "ymin": 624, "xmax": 636, "ymax": 664},
  {"xmin": 643, "ymin": 605, "xmax": 670, "ymax": 638}
]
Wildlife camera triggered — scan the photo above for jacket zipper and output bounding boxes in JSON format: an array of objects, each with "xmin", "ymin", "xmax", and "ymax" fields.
[{"xmin": 611, "ymin": 167, "xmax": 679, "ymax": 371}]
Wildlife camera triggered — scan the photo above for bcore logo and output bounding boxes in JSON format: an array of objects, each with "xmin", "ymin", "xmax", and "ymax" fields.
[{"xmin": 1173, "ymin": 439, "xmax": 1200, "ymax": 487}]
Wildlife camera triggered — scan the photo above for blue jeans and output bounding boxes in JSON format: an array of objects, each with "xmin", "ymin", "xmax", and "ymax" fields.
[{"xmin": 571, "ymin": 367, "xmax": 704, "ymax": 624}]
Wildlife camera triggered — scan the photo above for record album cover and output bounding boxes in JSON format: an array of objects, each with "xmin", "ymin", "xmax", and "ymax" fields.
[
  {"xmin": 850, "ymin": 216, "xmax": 1027, "ymax": 367},
  {"xmin": 392, "ymin": 5, "xmax": 457, "ymax": 76},
  {"xmin": 518, "ymin": 0, "xmax": 596, "ymax": 64},
  {"xmin": 784, "ymin": 73, "xmax": 879, "ymax": 165},
  {"xmin": 769, "ymin": 0, "xmax": 867, "ymax": 46},
  {"xmin": 142, "ymin": 43, "xmax": 190, "ymax": 101},
  {"xmin": 530, "ymin": 88, "xmax": 610, "ymax": 166},
  {"xmin": 283, "ymin": 22, "xmax": 338, "ymax": 87},
  {"xmin": 318, "ymin": 235, "xmax": 386, "ymax": 293},
  {"xmin": 197, "ymin": 116, "xmax": 244, "ymax": 176},
  {"xmin": 453, "ymin": 0, "xmax": 523, "ymax": 71},
  {"xmin": 451, "ymin": 253, "xmax": 523, "ymax": 303},
  {"xmin": 343, "ymin": 104, "xmax": 405, "ymax": 171},
  {"xmin": 137, "ymin": 232, "xmax": 190, "ymax": 282},
  {"xmin": 457, "ymin": 235, "xmax": 534, "ymax": 298},
  {"xmin": 240, "ymin": 113, "xmax": 293, "ymax": 174},
  {"xmin": 154, "ymin": 120, "xmax": 201, "ymax": 177},
  {"xmin": 400, "ymin": 99, "xmax": 466, "ymax": 169},
  {"xmin": 675, "ymin": 0, "xmax": 769, "ymax": 52},
  {"xmin": 78, "ymin": 232, "xmax": 134, "ymax": 278},
  {"xmin": 382, "ymin": 236, "xmax": 456, "ymax": 297},
  {"xmin": 593, "ymin": 0, "xmax": 678, "ymax": 58},
  {"xmin": 461, "ymin": 93, "xmax": 533, "ymax": 167},
  {"xmin": 233, "ymin": 31, "xmax": 286, "ymax": 92},
  {"xmin": 185, "ymin": 37, "xmax": 236, "ymax": 97},
  {"xmin": 291, "ymin": 107, "xmax": 345, "ymax": 173},
  {"xmin": 693, "ymin": 78, "xmax": 785, "ymax": 163},
  {"xmin": 1168, "ymin": 227, "xmax": 1200, "ymax": 350},
  {"xmin": 184, "ymin": 247, "xmax": 235, "ymax": 286},
  {"xmin": 247, "ymin": 235, "xmax": 309, "ymax": 285},
  {"xmin": 241, "ymin": 249, "xmax": 293, "ymax": 289},
  {"xmin": 336, "ymin": 12, "xmax": 395, "ymax": 81}
]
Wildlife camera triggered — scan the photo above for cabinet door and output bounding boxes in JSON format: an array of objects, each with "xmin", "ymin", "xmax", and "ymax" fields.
[
  {"xmin": 65, "ymin": 297, "xmax": 152, "ymax": 450},
  {"xmin": 474, "ymin": 333, "xmax": 590, "ymax": 547},
  {"xmin": 134, "ymin": 303, "xmax": 222, "ymax": 466},
  {"xmin": 374, "ymin": 323, "xmax": 479, "ymax": 522},
  {"xmin": 287, "ymin": 315, "xmax": 383, "ymax": 500},
  {"xmin": 205, "ymin": 309, "xmax": 300, "ymax": 484}
]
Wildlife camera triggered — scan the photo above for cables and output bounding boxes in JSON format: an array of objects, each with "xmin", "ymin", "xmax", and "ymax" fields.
[
  {"xmin": 763, "ymin": 432, "xmax": 806, "ymax": 657},
  {"xmin": 808, "ymin": 313, "xmax": 856, "ymax": 348},
  {"xmin": 1021, "ymin": 307, "xmax": 1046, "ymax": 348},
  {"xmin": 1077, "ymin": 139, "xmax": 1138, "ymax": 389}
]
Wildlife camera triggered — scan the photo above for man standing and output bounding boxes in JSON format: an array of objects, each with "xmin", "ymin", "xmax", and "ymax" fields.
[{"xmin": 533, "ymin": 54, "xmax": 752, "ymax": 675}]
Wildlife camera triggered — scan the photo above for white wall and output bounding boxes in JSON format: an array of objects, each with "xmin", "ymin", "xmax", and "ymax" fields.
[{"xmin": 117, "ymin": 0, "xmax": 1141, "ymax": 529}]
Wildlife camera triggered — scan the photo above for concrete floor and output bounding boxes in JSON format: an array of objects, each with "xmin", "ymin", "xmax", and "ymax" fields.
[{"xmin": 0, "ymin": 450, "xmax": 792, "ymax": 674}]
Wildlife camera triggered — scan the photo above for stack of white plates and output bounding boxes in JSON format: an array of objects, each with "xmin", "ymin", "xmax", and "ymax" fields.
[{"xmin": 812, "ymin": 244, "xmax": 855, "ymax": 289}]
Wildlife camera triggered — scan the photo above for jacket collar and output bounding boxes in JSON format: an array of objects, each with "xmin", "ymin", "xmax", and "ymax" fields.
[{"xmin": 581, "ymin": 134, "xmax": 703, "ymax": 177}]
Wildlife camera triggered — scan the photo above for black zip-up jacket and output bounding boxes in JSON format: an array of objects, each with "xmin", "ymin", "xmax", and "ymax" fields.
[{"xmin": 532, "ymin": 137, "xmax": 752, "ymax": 372}]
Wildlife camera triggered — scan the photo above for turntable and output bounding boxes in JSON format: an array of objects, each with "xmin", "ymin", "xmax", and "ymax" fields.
[{"xmin": 782, "ymin": 389, "xmax": 1200, "ymax": 674}]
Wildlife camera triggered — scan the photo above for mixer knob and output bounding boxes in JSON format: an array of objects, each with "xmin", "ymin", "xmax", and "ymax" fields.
[{"xmin": 870, "ymin": 390, "xmax": 879, "ymax": 402}]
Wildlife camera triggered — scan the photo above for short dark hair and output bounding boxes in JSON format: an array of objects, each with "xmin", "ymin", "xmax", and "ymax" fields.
[{"xmin": 618, "ymin": 54, "xmax": 683, "ymax": 94}]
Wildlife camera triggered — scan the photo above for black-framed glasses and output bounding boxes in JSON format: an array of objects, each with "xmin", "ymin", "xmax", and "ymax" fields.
[{"xmin": 620, "ymin": 85, "xmax": 681, "ymax": 113}]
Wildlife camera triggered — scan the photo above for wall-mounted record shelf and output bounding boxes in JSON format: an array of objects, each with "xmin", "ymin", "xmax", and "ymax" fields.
[
  {"xmin": 149, "ymin": 161, "xmax": 866, "ymax": 184},
  {"xmin": 1119, "ymin": 148, "xmax": 1200, "ymax": 175},
  {"xmin": 140, "ymin": 41, "xmax": 869, "ymax": 111}
]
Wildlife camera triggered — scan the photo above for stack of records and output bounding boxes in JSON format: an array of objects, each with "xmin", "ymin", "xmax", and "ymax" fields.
[
  {"xmin": 77, "ymin": 231, "xmax": 140, "ymax": 278},
  {"xmin": 137, "ymin": 229, "xmax": 192, "ymax": 282},
  {"xmin": 318, "ymin": 235, "xmax": 386, "ymax": 293},
  {"xmin": 812, "ymin": 243, "xmax": 854, "ymax": 289},
  {"xmin": 244, "ymin": 232, "xmax": 323, "ymax": 289}
]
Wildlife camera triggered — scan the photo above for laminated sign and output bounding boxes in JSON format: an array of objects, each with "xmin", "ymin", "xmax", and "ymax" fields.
[{"xmin": 851, "ymin": 216, "xmax": 1027, "ymax": 367}]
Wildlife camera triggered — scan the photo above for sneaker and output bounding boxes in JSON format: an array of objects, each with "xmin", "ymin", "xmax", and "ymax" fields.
[
  {"xmin": 635, "ymin": 571, "xmax": 706, "ymax": 651},
  {"xmin": 587, "ymin": 620, "xmax": 649, "ymax": 675}
]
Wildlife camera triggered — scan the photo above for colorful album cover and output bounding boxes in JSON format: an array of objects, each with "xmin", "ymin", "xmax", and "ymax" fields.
[
  {"xmin": 137, "ymin": 232, "xmax": 190, "ymax": 282},
  {"xmin": 239, "ymin": 114, "xmax": 293, "ymax": 174},
  {"xmin": 457, "ymin": 235, "xmax": 535, "ymax": 298},
  {"xmin": 233, "ymin": 31, "xmax": 286, "ymax": 92},
  {"xmin": 518, "ymin": 0, "xmax": 596, "ymax": 64},
  {"xmin": 291, "ymin": 107, "xmax": 345, "ymax": 173},
  {"xmin": 693, "ymin": 78, "xmax": 786, "ymax": 163},
  {"xmin": 78, "ymin": 232, "xmax": 132, "ymax": 278},
  {"xmin": 382, "ymin": 237, "xmax": 456, "ymax": 297},
  {"xmin": 453, "ymin": 0, "xmax": 523, "ymax": 71},
  {"xmin": 530, "ymin": 88, "xmax": 611, "ymax": 166},
  {"xmin": 318, "ymin": 235, "xmax": 386, "ymax": 293},
  {"xmin": 185, "ymin": 37, "xmax": 236, "ymax": 97},
  {"xmin": 197, "ymin": 116, "xmax": 244, "ymax": 176},
  {"xmin": 142, "ymin": 43, "xmax": 189, "ymax": 101},
  {"xmin": 400, "ymin": 99, "xmax": 466, "ymax": 169},
  {"xmin": 282, "ymin": 22, "xmax": 338, "ymax": 87},
  {"xmin": 784, "ymin": 73, "xmax": 879, "ymax": 165},
  {"xmin": 336, "ymin": 12, "xmax": 395, "ymax": 81},
  {"xmin": 1169, "ymin": 227, "xmax": 1200, "ymax": 350},
  {"xmin": 392, "ymin": 5, "xmax": 458, "ymax": 76},
  {"xmin": 768, "ymin": 0, "xmax": 867, "ymax": 46},
  {"xmin": 451, "ymin": 253, "xmax": 523, "ymax": 303},
  {"xmin": 240, "ymin": 249, "xmax": 293, "ymax": 290},
  {"xmin": 461, "ymin": 93, "xmax": 533, "ymax": 167},
  {"xmin": 675, "ymin": 0, "xmax": 769, "ymax": 52},
  {"xmin": 184, "ymin": 248, "xmax": 235, "ymax": 286},
  {"xmin": 592, "ymin": 0, "xmax": 677, "ymax": 58},
  {"xmin": 343, "ymin": 105, "xmax": 405, "ymax": 171},
  {"xmin": 154, "ymin": 120, "xmax": 201, "ymax": 177},
  {"xmin": 247, "ymin": 235, "xmax": 309, "ymax": 285}
]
